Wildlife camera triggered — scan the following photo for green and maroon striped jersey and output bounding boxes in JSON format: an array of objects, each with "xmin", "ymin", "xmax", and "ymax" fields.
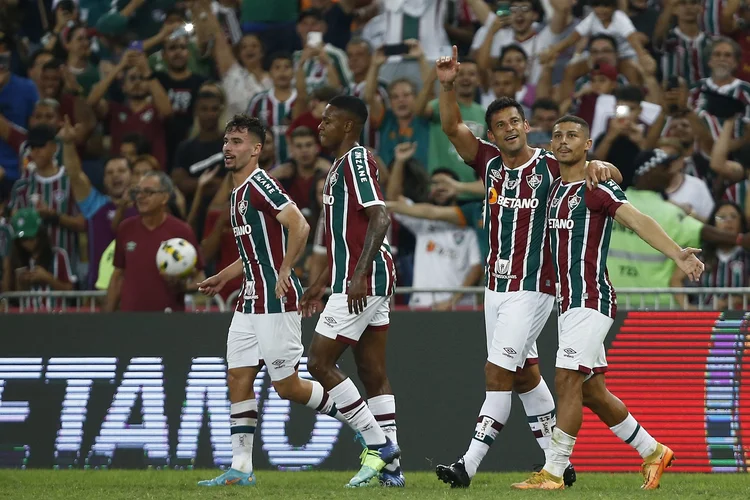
[
  {"xmin": 467, "ymin": 141, "xmax": 558, "ymax": 295},
  {"xmin": 699, "ymin": 247, "xmax": 749, "ymax": 307},
  {"xmin": 699, "ymin": 0, "xmax": 724, "ymax": 36},
  {"xmin": 230, "ymin": 168, "xmax": 303, "ymax": 314},
  {"xmin": 9, "ymin": 167, "xmax": 79, "ymax": 267},
  {"xmin": 659, "ymin": 28, "xmax": 710, "ymax": 87},
  {"xmin": 246, "ymin": 89, "xmax": 297, "ymax": 164},
  {"xmin": 322, "ymin": 145, "xmax": 395, "ymax": 296},
  {"xmin": 723, "ymin": 179, "xmax": 748, "ymax": 214},
  {"xmin": 547, "ymin": 178, "xmax": 628, "ymax": 318}
]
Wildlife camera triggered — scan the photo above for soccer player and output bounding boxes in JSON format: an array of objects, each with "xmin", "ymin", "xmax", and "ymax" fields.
[
  {"xmin": 196, "ymin": 115, "xmax": 347, "ymax": 487},
  {"xmin": 433, "ymin": 46, "xmax": 621, "ymax": 488},
  {"xmin": 512, "ymin": 117, "xmax": 704, "ymax": 490},
  {"xmin": 300, "ymin": 95, "xmax": 401, "ymax": 488}
]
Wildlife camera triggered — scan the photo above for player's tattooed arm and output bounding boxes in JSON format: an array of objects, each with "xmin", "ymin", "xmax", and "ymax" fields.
[{"xmin": 348, "ymin": 205, "xmax": 391, "ymax": 314}]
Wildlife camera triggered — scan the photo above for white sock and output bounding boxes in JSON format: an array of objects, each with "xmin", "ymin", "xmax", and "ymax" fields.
[
  {"xmin": 518, "ymin": 378, "xmax": 556, "ymax": 452},
  {"xmin": 610, "ymin": 413, "xmax": 658, "ymax": 459},
  {"xmin": 368, "ymin": 394, "xmax": 400, "ymax": 472},
  {"xmin": 328, "ymin": 378, "xmax": 386, "ymax": 446},
  {"xmin": 306, "ymin": 379, "xmax": 350, "ymax": 425},
  {"xmin": 543, "ymin": 427, "xmax": 576, "ymax": 478},
  {"xmin": 462, "ymin": 391, "xmax": 512, "ymax": 478},
  {"xmin": 230, "ymin": 399, "xmax": 257, "ymax": 473}
]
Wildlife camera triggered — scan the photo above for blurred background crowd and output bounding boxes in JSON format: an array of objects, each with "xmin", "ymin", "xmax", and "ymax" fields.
[{"xmin": 0, "ymin": 0, "xmax": 748, "ymax": 312}]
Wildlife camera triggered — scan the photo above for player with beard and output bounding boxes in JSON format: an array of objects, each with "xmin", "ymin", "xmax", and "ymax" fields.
[
  {"xmin": 196, "ymin": 115, "xmax": 349, "ymax": 487},
  {"xmin": 512, "ymin": 116, "xmax": 702, "ymax": 489},
  {"xmin": 433, "ymin": 46, "xmax": 622, "ymax": 489},
  {"xmin": 301, "ymin": 96, "xmax": 401, "ymax": 488}
]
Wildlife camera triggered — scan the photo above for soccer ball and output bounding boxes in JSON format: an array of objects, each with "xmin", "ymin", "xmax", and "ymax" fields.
[{"xmin": 156, "ymin": 238, "xmax": 197, "ymax": 277}]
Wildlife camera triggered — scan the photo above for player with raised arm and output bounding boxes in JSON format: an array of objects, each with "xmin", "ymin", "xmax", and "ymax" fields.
[
  {"xmin": 512, "ymin": 117, "xmax": 703, "ymax": 490},
  {"xmin": 196, "ymin": 115, "xmax": 348, "ymax": 487},
  {"xmin": 300, "ymin": 95, "xmax": 401, "ymax": 488},
  {"xmin": 433, "ymin": 46, "xmax": 623, "ymax": 488}
]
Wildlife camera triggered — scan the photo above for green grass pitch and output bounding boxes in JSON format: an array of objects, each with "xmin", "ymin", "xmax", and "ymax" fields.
[{"xmin": 1, "ymin": 470, "xmax": 749, "ymax": 499}]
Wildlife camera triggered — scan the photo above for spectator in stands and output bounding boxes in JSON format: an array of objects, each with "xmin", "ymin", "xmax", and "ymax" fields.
[
  {"xmin": 311, "ymin": 0, "xmax": 356, "ymax": 50},
  {"xmin": 526, "ymin": 98, "xmax": 560, "ymax": 147},
  {"xmin": 106, "ymin": 171, "xmax": 205, "ymax": 312},
  {"xmin": 147, "ymin": 9, "xmax": 213, "ymax": 78},
  {"xmin": 87, "ymin": 50, "xmax": 173, "ymax": 170},
  {"xmin": 346, "ymin": 38, "xmax": 390, "ymax": 150},
  {"xmin": 8, "ymin": 125, "xmax": 85, "ymax": 273},
  {"xmin": 247, "ymin": 52, "xmax": 296, "ymax": 165},
  {"xmin": 154, "ymin": 31, "xmax": 207, "ymax": 168},
  {"xmin": 423, "ymin": 57, "xmax": 485, "ymax": 190},
  {"xmin": 676, "ymin": 201, "xmax": 749, "ymax": 310},
  {"xmin": 658, "ymin": 138, "xmax": 715, "ymax": 222},
  {"xmin": 306, "ymin": 171, "xmax": 328, "ymax": 285},
  {"xmin": 724, "ymin": 0, "xmax": 750, "ymax": 83},
  {"xmin": 499, "ymin": 45, "xmax": 535, "ymax": 109},
  {"xmin": 293, "ymin": 8, "xmax": 353, "ymax": 93},
  {"xmin": 60, "ymin": 23, "xmax": 100, "ymax": 96},
  {"xmin": 60, "ymin": 118, "xmax": 136, "ymax": 290},
  {"xmin": 592, "ymin": 85, "xmax": 647, "ymax": 189},
  {"xmin": 654, "ymin": 0, "xmax": 709, "ymax": 88},
  {"xmin": 8, "ymin": 207, "xmax": 75, "ymax": 310},
  {"xmin": 119, "ymin": 132, "xmax": 152, "ymax": 166},
  {"xmin": 722, "ymin": 157, "xmax": 750, "ymax": 222},
  {"xmin": 131, "ymin": 154, "xmax": 188, "ymax": 222},
  {"xmin": 36, "ymin": 62, "xmax": 96, "ymax": 146},
  {"xmin": 559, "ymin": 34, "xmax": 628, "ymax": 107},
  {"xmin": 288, "ymin": 85, "xmax": 339, "ymax": 151},
  {"xmin": 689, "ymin": 37, "xmax": 750, "ymax": 145},
  {"xmin": 271, "ymin": 126, "xmax": 330, "ymax": 219},
  {"xmin": 470, "ymin": 0, "xmax": 576, "ymax": 83},
  {"xmin": 609, "ymin": 149, "xmax": 750, "ymax": 308},
  {"xmin": 0, "ymin": 31, "xmax": 39, "ymax": 192},
  {"xmin": 482, "ymin": 66, "xmax": 527, "ymax": 115},
  {"xmin": 386, "ymin": 142, "xmax": 482, "ymax": 309},
  {"xmin": 172, "ymin": 86, "xmax": 226, "ymax": 207},
  {"xmin": 259, "ymin": 128, "xmax": 278, "ymax": 171},
  {"xmin": 27, "ymin": 50, "xmax": 55, "ymax": 95},
  {"xmin": 569, "ymin": 61, "xmax": 620, "ymax": 122}
]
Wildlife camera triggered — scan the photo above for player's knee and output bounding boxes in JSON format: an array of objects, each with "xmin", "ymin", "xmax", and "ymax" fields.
[
  {"xmin": 554, "ymin": 369, "xmax": 584, "ymax": 398},
  {"xmin": 513, "ymin": 364, "xmax": 541, "ymax": 393},
  {"xmin": 485, "ymin": 362, "xmax": 514, "ymax": 391},
  {"xmin": 307, "ymin": 354, "xmax": 329, "ymax": 381},
  {"xmin": 271, "ymin": 378, "xmax": 297, "ymax": 401},
  {"xmin": 356, "ymin": 362, "xmax": 386, "ymax": 391}
]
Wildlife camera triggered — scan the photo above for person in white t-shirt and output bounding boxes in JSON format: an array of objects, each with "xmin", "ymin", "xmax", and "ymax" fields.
[
  {"xmin": 386, "ymin": 143, "xmax": 483, "ymax": 310},
  {"xmin": 539, "ymin": 0, "xmax": 655, "ymax": 89},
  {"xmin": 659, "ymin": 138, "xmax": 715, "ymax": 222}
]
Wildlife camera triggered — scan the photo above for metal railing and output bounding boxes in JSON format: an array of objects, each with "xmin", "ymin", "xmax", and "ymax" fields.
[{"xmin": 2, "ymin": 287, "xmax": 748, "ymax": 313}]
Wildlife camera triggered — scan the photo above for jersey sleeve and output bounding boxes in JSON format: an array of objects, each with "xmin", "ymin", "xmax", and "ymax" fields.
[
  {"xmin": 544, "ymin": 150, "xmax": 560, "ymax": 179},
  {"xmin": 575, "ymin": 12, "xmax": 595, "ymax": 36},
  {"xmin": 249, "ymin": 169, "xmax": 294, "ymax": 216},
  {"xmin": 9, "ymin": 179, "xmax": 29, "ymax": 210},
  {"xmin": 465, "ymin": 140, "xmax": 502, "ymax": 180},
  {"xmin": 591, "ymin": 180, "xmax": 629, "ymax": 217},
  {"xmin": 346, "ymin": 147, "xmax": 386, "ymax": 210},
  {"xmin": 77, "ymin": 187, "xmax": 109, "ymax": 220},
  {"xmin": 613, "ymin": 10, "xmax": 637, "ymax": 38}
]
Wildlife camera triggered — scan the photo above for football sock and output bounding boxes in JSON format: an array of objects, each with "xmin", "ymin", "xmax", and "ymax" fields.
[
  {"xmin": 543, "ymin": 427, "xmax": 576, "ymax": 478},
  {"xmin": 368, "ymin": 394, "xmax": 401, "ymax": 472},
  {"xmin": 518, "ymin": 378, "xmax": 556, "ymax": 451},
  {"xmin": 306, "ymin": 379, "xmax": 349, "ymax": 425},
  {"xmin": 328, "ymin": 378, "xmax": 387, "ymax": 446},
  {"xmin": 609, "ymin": 413, "xmax": 658, "ymax": 459},
  {"xmin": 462, "ymin": 391, "xmax": 512, "ymax": 478},
  {"xmin": 230, "ymin": 399, "xmax": 257, "ymax": 473}
]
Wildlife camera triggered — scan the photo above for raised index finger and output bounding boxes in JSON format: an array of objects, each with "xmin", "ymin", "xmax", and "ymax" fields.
[{"xmin": 452, "ymin": 45, "xmax": 458, "ymax": 62}]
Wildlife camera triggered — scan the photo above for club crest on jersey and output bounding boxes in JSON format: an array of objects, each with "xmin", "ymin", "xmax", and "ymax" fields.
[
  {"xmin": 526, "ymin": 173, "xmax": 542, "ymax": 190},
  {"xmin": 328, "ymin": 170, "xmax": 339, "ymax": 186},
  {"xmin": 568, "ymin": 195, "xmax": 581, "ymax": 210},
  {"xmin": 238, "ymin": 200, "xmax": 248, "ymax": 215},
  {"xmin": 53, "ymin": 190, "xmax": 65, "ymax": 202},
  {"xmin": 503, "ymin": 177, "xmax": 520, "ymax": 191}
]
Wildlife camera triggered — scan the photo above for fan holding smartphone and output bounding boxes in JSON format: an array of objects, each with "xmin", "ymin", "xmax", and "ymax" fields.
[{"xmin": 295, "ymin": 8, "xmax": 353, "ymax": 93}]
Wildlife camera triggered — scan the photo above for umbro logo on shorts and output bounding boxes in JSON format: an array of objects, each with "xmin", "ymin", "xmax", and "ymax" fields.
[
  {"xmin": 563, "ymin": 348, "xmax": 577, "ymax": 357},
  {"xmin": 324, "ymin": 316, "xmax": 337, "ymax": 326},
  {"xmin": 271, "ymin": 359, "xmax": 285, "ymax": 368},
  {"xmin": 503, "ymin": 347, "xmax": 517, "ymax": 356}
]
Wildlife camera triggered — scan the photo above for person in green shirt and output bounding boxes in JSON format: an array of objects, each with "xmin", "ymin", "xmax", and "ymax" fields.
[
  {"xmin": 421, "ymin": 59, "xmax": 485, "ymax": 199},
  {"xmin": 608, "ymin": 149, "xmax": 750, "ymax": 308}
]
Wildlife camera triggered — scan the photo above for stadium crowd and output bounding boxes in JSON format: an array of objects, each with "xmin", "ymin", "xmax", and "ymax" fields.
[{"xmin": 0, "ymin": 0, "xmax": 749, "ymax": 312}]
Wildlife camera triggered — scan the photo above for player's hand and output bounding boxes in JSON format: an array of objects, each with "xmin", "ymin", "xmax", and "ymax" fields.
[
  {"xmin": 300, "ymin": 282, "xmax": 325, "ymax": 317},
  {"xmin": 347, "ymin": 272, "xmax": 368, "ymax": 315},
  {"xmin": 583, "ymin": 160, "xmax": 612, "ymax": 190},
  {"xmin": 675, "ymin": 248, "xmax": 704, "ymax": 282},
  {"xmin": 198, "ymin": 273, "xmax": 225, "ymax": 297},
  {"xmin": 436, "ymin": 45, "xmax": 460, "ymax": 89},
  {"xmin": 275, "ymin": 265, "xmax": 292, "ymax": 299}
]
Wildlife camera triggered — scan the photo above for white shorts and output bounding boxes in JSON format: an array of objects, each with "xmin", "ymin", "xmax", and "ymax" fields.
[
  {"xmin": 484, "ymin": 289, "xmax": 555, "ymax": 372},
  {"xmin": 226, "ymin": 311, "xmax": 303, "ymax": 381},
  {"xmin": 315, "ymin": 293, "xmax": 390, "ymax": 345},
  {"xmin": 556, "ymin": 307, "xmax": 613, "ymax": 376}
]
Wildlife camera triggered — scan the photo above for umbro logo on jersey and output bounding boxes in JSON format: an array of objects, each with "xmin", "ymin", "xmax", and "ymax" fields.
[
  {"xmin": 238, "ymin": 200, "xmax": 248, "ymax": 215},
  {"xmin": 568, "ymin": 195, "xmax": 581, "ymax": 210},
  {"xmin": 488, "ymin": 168, "xmax": 501, "ymax": 182},
  {"xmin": 526, "ymin": 173, "xmax": 542, "ymax": 189}
]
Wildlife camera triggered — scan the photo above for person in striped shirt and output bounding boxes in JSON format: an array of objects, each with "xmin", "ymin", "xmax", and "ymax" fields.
[
  {"xmin": 345, "ymin": 37, "xmax": 390, "ymax": 150},
  {"xmin": 246, "ymin": 52, "xmax": 297, "ymax": 165},
  {"xmin": 8, "ymin": 125, "xmax": 85, "ymax": 275},
  {"xmin": 293, "ymin": 8, "xmax": 353, "ymax": 94},
  {"xmin": 656, "ymin": 0, "xmax": 710, "ymax": 87},
  {"xmin": 512, "ymin": 119, "xmax": 703, "ymax": 490},
  {"xmin": 196, "ymin": 115, "xmax": 348, "ymax": 488},
  {"xmin": 300, "ymin": 96, "xmax": 401, "ymax": 487}
]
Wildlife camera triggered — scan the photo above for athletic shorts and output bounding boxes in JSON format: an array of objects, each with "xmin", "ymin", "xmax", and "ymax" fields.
[
  {"xmin": 484, "ymin": 289, "xmax": 555, "ymax": 372},
  {"xmin": 226, "ymin": 311, "xmax": 303, "ymax": 381},
  {"xmin": 556, "ymin": 307, "xmax": 613, "ymax": 376},
  {"xmin": 315, "ymin": 293, "xmax": 390, "ymax": 345}
]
